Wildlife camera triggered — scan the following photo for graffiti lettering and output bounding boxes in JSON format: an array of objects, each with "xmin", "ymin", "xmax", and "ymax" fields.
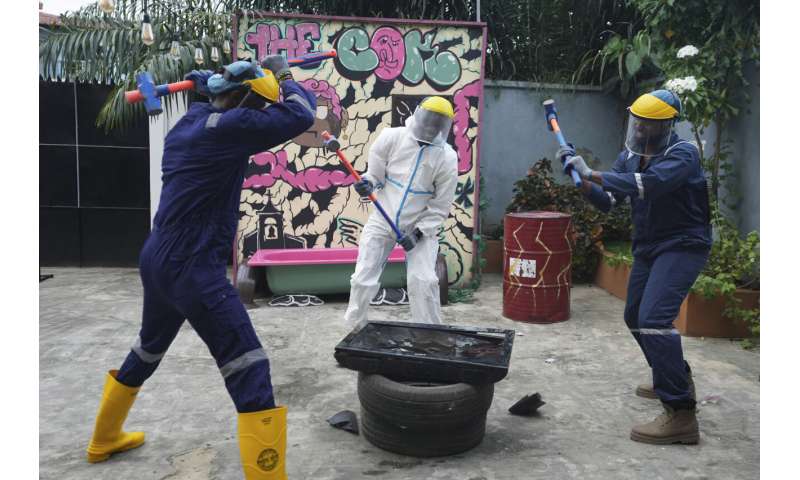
[
  {"xmin": 245, "ymin": 22, "xmax": 321, "ymax": 61},
  {"xmin": 336, "ymin": 27, "xmax": 379, "ymax": 74},
  {"xmin": 335, "ymin": 27, "xmax": 461, "ymax": 88}
]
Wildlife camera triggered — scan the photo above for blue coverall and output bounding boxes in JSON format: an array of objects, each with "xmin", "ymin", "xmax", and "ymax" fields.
[
  {"xmin": 584, "ymin": 134, "xmax": 711, "ymax": 409},
  {"xmin": 116, "ymin": 81, "xmax": 316, "ymax": 413}
]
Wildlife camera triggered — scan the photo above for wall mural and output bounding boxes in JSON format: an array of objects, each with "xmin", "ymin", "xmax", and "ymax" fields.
[{"xmin": 234, "ymin": 13, "xmax": 486, "ymax": 287}]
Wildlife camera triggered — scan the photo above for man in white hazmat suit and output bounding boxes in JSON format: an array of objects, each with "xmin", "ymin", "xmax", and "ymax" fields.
[{"xmin": 344, "ymin": 96, "xmax": 459, "ymax": 328}]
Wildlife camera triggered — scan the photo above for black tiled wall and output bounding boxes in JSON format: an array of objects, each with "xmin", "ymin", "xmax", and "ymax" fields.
[{"xmin": 40, "ymin": 81, "xmax": 150, "ymax": 266}]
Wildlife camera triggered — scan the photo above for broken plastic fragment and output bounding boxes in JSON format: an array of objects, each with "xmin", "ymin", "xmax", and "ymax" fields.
[
  {"xmin": 327, "ymin": 410, "xmax": 359, "ymax": 435},
  {"xmin": 509, "ymin": 393, "xmax": 546, "ymax": 416}
]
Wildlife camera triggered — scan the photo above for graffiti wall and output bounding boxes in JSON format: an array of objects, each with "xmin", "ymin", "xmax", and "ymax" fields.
[{"xmin": 234, "ymin": 13, "xmax": 486, "ymax": 287}]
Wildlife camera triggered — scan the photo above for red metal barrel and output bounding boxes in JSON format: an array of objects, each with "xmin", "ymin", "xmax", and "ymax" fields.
[{"xmin": 503, "ymin": 211, "xmax": 573, "ymax": 323}]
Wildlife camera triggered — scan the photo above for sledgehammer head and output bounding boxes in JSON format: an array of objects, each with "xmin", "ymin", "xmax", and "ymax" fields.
[
  {"xmin": 135, "ymin": 72, "xmax": 163, "ymax": 117},
  {"xmin": 542, "ymin": 99, "xmax": 557, "ymax": 131}
]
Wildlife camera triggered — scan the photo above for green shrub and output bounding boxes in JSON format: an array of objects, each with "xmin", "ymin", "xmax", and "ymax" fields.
[{"xmin": 506, "ymin": 157, "xmax": 607, "ymax": 282}]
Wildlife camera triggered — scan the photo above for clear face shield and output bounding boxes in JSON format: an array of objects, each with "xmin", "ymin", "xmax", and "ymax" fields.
[
  {"xmin": 624, "ymin": 111, "xmax": 675, "ymax": 156},
  {"xmin": 410, "ymin": 106, "xmax": 453, "ymax": 145}
]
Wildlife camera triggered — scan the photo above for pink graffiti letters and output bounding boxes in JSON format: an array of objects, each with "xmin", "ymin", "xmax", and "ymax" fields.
[
  {"xmin": 245, "ymin": 22, "xmax": 321, "ymax": 61},
  {"xmin": 243, "ymin": 150, "xmax": 356, "ymax": 192},
  {"xmin": 335, "ymin": 26, "xmax": 461, "ymax": 88},
  {"xmin": 370, "ymin": 26, "xmax": 405, "ymax": 81},
  {"xmin": 453, "ymin": 79, "xmax": 481, "ymax": 174}
]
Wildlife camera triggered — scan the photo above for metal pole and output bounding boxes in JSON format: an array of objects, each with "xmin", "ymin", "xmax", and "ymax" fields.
[{"xmin": 477, "ymin": 0, "xmax": 481, "ymax": 22}]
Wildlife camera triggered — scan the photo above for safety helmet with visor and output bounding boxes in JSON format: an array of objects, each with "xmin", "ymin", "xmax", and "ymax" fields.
[
  {"xmin": 409, "ymin": 96, "xmax": 454, "ymax": 145},
  {"xmin": 207, "ymin": 60, "xmax": 280, "ymax": 109},
  {"xmin": 624, "ymin": 89, "xmax": 682, "ymax": 156}
]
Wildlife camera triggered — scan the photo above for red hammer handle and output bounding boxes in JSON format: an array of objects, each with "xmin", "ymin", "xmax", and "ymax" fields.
[{"xmin": 124, "ymin": 80, "xmax": 196, "ymax": 104}]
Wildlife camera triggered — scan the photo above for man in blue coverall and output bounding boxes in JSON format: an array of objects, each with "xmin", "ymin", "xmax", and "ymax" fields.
[
  {"xmin": 558, "ymin": 89, "xmax": 711, "ymax": 445},
  {"xmin": 86, "ymin": 56, "xmax": 315, "ymax": 479}
]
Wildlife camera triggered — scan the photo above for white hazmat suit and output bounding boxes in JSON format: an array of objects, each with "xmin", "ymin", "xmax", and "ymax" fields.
[{"xmin": 344, "ymin": 108, "xmax": 459, "ymax": 328}]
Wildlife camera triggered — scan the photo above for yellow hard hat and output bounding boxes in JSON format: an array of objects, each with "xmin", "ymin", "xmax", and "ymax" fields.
[
  {"xmin": 243, "ymin": 70, "xmax": 280, "ymax": 103},
  {"xmin": 629, "ymin": 89, "xmax": 681, "ymax": 120},
  {"xmin": 420, "ymin": 96, "xmax": 455, "ymax": 119}
]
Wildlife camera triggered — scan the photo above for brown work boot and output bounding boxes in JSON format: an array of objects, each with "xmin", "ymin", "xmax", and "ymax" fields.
[
  {"xmin": 630, "ymin": 406, "xmax": 699, "ymax": 445},
  {"xmin": 636, "ymin": 375, "xmax": 696, "ymax": 400}
]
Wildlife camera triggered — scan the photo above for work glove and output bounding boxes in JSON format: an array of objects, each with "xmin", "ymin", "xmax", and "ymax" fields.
[
  {"xmin": 324, "ymin": 136, "xmax": 341, "ymax": 152},
  {"xmin": 184, "ymin": 70, "xmax": 215, "ymax": 96},
  {"xmin": 563, "ymin": 155, "xmax": 593, "ymax": 179},
  {"xmin": 353, "ymin": 178, "xmax": 374, "ymax": 198},
  {"xmin": 555, "ymin": 143, "xmax": 576, "ymax": 163},
  {"xmin": 398, "ymin": 228, "xmax": 423, "ymax": 252},
  {"xmin": 261, "ymin": 54, "xmax": 292, "ymax": 82}
]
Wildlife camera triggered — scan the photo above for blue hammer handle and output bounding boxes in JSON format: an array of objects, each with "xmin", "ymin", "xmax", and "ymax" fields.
[{"xmin": 543, "ymin": 100, "xmax": 583, "ymax": 188}]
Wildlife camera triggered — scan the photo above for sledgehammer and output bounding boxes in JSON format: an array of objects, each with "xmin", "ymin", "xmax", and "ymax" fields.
[
  {"xmin": 321, "ymin": 131, "xmax": 407, "ymax": 243},
  {"xmin": 125, "ymin": 50, "xmax": 337, "ymax": 116},
  {"xmin": 543, "ymin": 99, "xmax": 582, "ymax": 188}
]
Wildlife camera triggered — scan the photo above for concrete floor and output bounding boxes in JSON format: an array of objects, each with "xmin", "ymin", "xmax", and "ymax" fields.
[{"xmin": 39, "ymin": 268, "xmax": 760, "ymax": 480}]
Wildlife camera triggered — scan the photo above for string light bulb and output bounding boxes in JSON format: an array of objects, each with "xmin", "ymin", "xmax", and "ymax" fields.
[
  {"xmin": 211, "ymin": 46, "xmax": 220, "ymax": 63},
  {"xmin": 194, "ymin": 47, "xmax": 205, "ymax": 65},
  {"xmin": 141, "ymin": 13, "xmax": 155, "ymax": 46},
  {"xmin": 98, "ymin": 0, "xmax": 115, "ymax": 14},
  {"xmin": 222, "ymin": 40, "xmax": 231, "ymax": 55},
  {"xmin": 169, "ymin": 40, "xmax": 180, "ymax": 58}
]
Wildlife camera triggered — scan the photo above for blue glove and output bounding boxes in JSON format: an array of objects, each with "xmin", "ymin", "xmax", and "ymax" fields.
[
  {"xmin": 261, "ymin": 54, "xmax": 292, "ymax": 82},
  {"xmin": 224, "ymin": 60, "xmax": 262, "ymax": 80},
  {"xmin": 563, "ymin": 155, "xmax": 592, "ymax": 179},
  {"xmin": 354, "ymin": 178, "xmax": 374, "ymax": 197},
  {"xmin": 184, "ymin": 70, "xmax": 214, "ymax": 96}
]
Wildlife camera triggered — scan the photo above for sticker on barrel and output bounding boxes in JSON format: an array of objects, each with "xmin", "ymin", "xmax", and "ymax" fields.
[{"xmin": 509, "ymin": 257, "xmax": 536, "ymax": 278}]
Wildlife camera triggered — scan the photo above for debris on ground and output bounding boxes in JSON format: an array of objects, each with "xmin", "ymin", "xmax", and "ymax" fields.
[
  {"xmin": 700, "ymin": 395, "xmax": 722, "ymax": 406},
  {"xmin": 508, "ymin": 393, "xmax": 546, "ymax": 416},
  {"xmin": 268, "ymin": 294, "xmax": 324, "ymax": 307},
  {"xmin": 327, "ymin": 410, "xmax": 360, "ymax": 435}
]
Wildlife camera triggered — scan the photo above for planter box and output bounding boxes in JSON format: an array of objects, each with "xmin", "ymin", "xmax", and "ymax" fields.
[
  {"xmin": 675, "ymin": 289, "xmax": 758, "ymax": 338},
  {"xmin": 482, "ymin": 239, "xmax": 504, "ymax": 274},
  {"xmin": 594, "ymin": 250, "xmax": 631, "ymax": 300}
]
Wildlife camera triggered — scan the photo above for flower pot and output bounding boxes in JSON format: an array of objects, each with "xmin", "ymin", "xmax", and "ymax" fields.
[
  {"xmin": 482, "ymin": 239, "xmax": 504, "ymax": 274},
  {"xmin": 594, "ymin": 249, "xmax": 631, "ymax": 300},
  {"xmin": 675, "ymin": 289, "xmax": 758, "ymax": 338}
]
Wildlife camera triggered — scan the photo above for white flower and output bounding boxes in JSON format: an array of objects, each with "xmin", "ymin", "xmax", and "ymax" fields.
[
  {"xmin": 682, "ymin": 76, "xmax": 698, "ymax": 92},
  {"xmin": 677, "ymin": 45, "xmax": 699, "ymax": 58},
  {"xmin": 664, "ymin": 76, "xmax": 699, "ymax": 94}
]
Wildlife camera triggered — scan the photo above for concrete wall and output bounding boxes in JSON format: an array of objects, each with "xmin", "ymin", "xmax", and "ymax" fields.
[
  {"xmin": 148, "ymin": 98, "xmax": 188, "ymax": 224},
  {"xmin": 478, "ymin": 80, "xmax": 626, "ymax": 230},
  {"xmin": 727, "ymin": 62, "xmax": 760, "ymax": 233},
  {"xmin": 477, "ymin": 77, "xmax": 760, "ymax": 234}
]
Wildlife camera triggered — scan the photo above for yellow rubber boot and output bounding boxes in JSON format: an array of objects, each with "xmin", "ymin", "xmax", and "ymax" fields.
[
  {"xmin": 238, "ymin": 406, "xmax": 288, "ymax": 480},
  {"xmin": 86, "ymin": 370, "xmax": 145, "ymax": 463}
]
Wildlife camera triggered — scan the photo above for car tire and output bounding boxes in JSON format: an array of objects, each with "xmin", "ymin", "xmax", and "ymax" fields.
[
  {"xmin": 357, "ymin": 373, "xmax": 494, "ymax": 431},
  {"xmin": 360, "ymin": 407, "xmax": 485, "ymax": 457}
]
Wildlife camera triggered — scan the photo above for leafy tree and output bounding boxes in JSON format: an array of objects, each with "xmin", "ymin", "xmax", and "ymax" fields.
[{"xmin": 40, "ymin": 0, "xmax": 636, "ymax": 131}]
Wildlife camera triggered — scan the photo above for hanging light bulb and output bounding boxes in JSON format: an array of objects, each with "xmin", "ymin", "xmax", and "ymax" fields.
[
  {"xmin": 211, "ymin": 46, "xmax": 220, "ymax": 63},
  {"xmin": 222, "ymin": 40, "xmax": 231, "ymax": 55},
  {"xmin": 141, "ymin": 13, "xmax": 155, "ymax": 46},
  {"xmin": 98, "ymin": 0, "xmax": 115, "ymax": 14},
  {"xmin": 170, "ymin": 40, "xmax": 181, "ymax": 58},
  {"xmin": 194, "ymin": 47, "xmax": 205, "ymax": 65}
]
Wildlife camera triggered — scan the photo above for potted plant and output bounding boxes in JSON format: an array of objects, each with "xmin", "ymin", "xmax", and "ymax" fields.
[
  {"xmin": 506, "ymin": 157, "xmax": 605, "ymax": 283},
  {"xmin": 481, "ymin": 223, "xmax": 504, "ymax": 274},
  {"xmin": 676, "ymin": 212, "xmax": 760, "ymax": 341},
  {"xmin": 594, "ymin": 203, "xmax": 634, "ymax": 299}
]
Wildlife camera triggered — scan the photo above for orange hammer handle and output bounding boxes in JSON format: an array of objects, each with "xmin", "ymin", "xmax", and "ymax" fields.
[{"xmin": 124, "ymin": 79, "xmax": 196, "ymax": 104}]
